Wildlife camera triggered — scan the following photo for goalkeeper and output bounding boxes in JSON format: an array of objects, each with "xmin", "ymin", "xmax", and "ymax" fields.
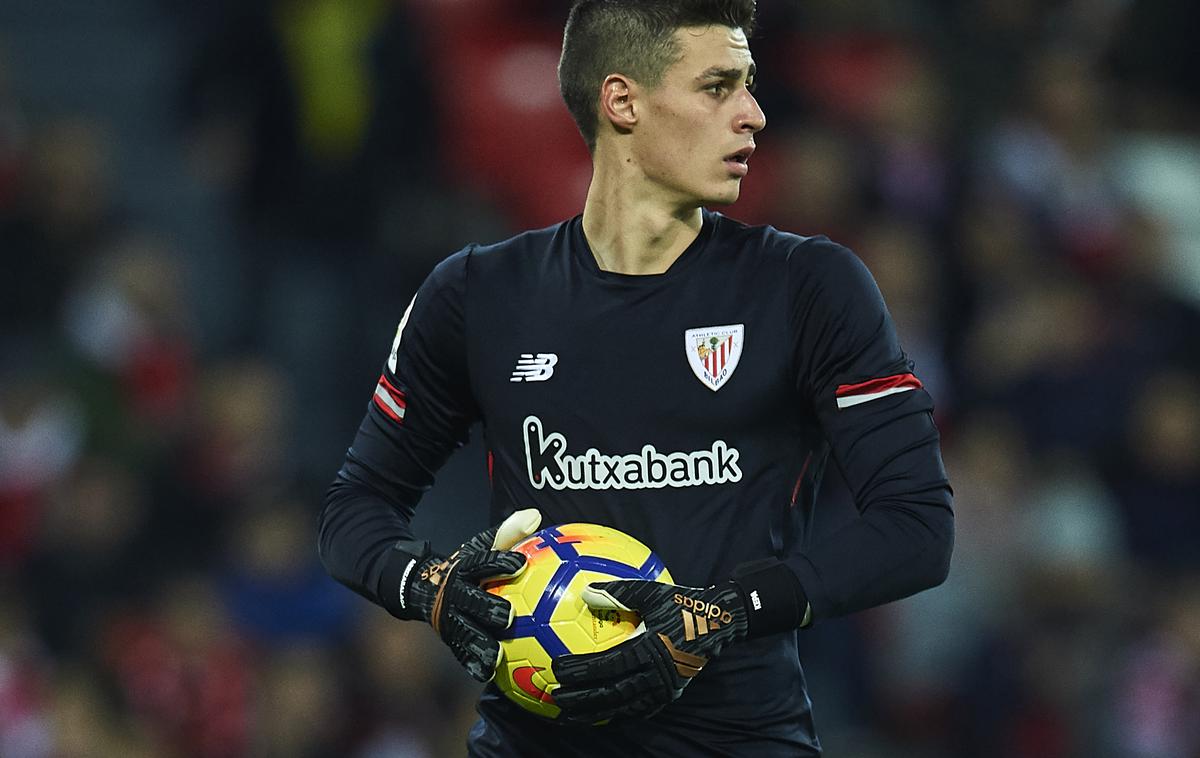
[{"xmin": 318, "ymin": 0, "xmax": 953, "ymax": 755}]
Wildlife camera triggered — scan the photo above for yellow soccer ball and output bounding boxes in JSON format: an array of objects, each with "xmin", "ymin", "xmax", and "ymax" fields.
[{"xmin": 483, "ymin": 523, "xmax": 673, "ymax": 719}]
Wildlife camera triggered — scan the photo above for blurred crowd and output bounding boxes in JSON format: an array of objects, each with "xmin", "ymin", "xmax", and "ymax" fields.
[{"xmin": 1, "ymin": 0, "xmax": 1198, "ymax": 756}]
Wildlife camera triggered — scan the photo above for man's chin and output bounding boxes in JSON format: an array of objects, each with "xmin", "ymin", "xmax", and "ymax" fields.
[{"xmin": 702, "ymin": 184, "xmax": 742, "ymax": 207}]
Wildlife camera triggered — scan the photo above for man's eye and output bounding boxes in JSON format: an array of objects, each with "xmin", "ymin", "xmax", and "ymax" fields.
[
  {"xmin": 707, "ymin": 83, "xmax": 727, "ymax": 97},
  {"xmin": 746, "ymin": 79, "xmax": 757, "ymax": 93}
]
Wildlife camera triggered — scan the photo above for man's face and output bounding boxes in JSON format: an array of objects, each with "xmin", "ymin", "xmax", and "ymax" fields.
[{"xmin": 631, "ymin": 25, "xmax": 765, "ymax": 207}]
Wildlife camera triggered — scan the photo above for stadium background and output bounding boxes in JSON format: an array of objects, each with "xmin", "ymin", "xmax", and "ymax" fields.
[{"xmin": 1, "ymin": 0, "xmax": 1198, "ymax": 755}]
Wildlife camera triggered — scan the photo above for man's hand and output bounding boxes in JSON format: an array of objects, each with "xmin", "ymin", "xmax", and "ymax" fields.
[
  {"xmin": 550, "ymin": 558, "xmax": 807, "ymax": 723},
  {"xmin": 551, "ymin": 579, "xmax": 749, "ymax": 723},
  {"xmin": 397, "ymin": 509, "xmax": 542, "ymax": 681}
]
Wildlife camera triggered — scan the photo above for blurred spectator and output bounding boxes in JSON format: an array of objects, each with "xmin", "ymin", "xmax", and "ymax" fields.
[
  {"xmin": 251, "ymin": 644, "xmax": 345, "ymax": 758},
  {"xmin": 0, "ymin": 353, "xmax": 86, "ymax": 568},
  {"xmin": 1020, "ymin": 453, "xmax": 1125, "ymax": 577},
  {"xmin": 982, "ymin": 47, "xmax": 1127, "ymax": 276},
  {"xmin": 770, "ymin": 125, "xmax": 866, "ymax": 241},
  {"xmin": 872, "ymin": 412, "xmax": 1031, "ymax": 752},
  {"xmin": 864, "ymin": 54, "xmax": 956, "ymax": 228},
  {"xmin": 179, "ymin": 0, "xmax": 434, "ymax": 242},
  {"xmin": 21, "ymin": 455, "xmax": 151, "ymax": 656},
  {"xmin": 102, "ymin": 575, "xmax": 251, "ymax": 758},
  {"xmin": 1106, "ymin": 369, "xmax": 1200, "ymax": 570},
  {"xmin": 0, "ymin": 118, "xmax": 121, "ymax": 339},
  {"xmin": 0, "ymin": 48, "xmax": 28, "ymax": 211},
  {"xmin": 961, "ymin": 273, "xmax": 1127, "ymax": 456},
  {"xmin": 1112, "ymin": 135, "xmax": 1200, "ymax": 306},
  {"xmin": 0, "ymin": 588, "xmax": 52, "ymax": 758},
  {"xmin": 1112, "ymin": 578, "xmax": 1200, "ymax": 758},
  {"xmin": 142, "ymin": 358, "xmax": 293, "ymax": 571},
  {"xmin": 61, "ymin": 231, "xmax": 196, "ymax": 446},
  {"xmin": 220, "ymin": 489, "xmax": 357, "ymax": 645},
  {"xmin": 346, "ymin": 607, "xmax": 479, "ymax": 758},
  {"xmin": 859, "ymin": 217, "xmax": 954, "ymax": 413},
  {"xmin": 182, "ymin": 357, "xmax": 289, "ymax": 503},
  {"xmin": 1104, "ymin": 212, "xmax": 1200, "ymax": 374},
  {"xmin": 47, "ymin": 664, "xmax": 170, "ymax": 758},
  {"xmin": 1106, "ymin": 0, "xmax": 1200, "ymax": 129}
]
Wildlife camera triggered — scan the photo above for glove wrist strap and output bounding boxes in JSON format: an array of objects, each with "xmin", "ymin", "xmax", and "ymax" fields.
[
  {"xmin": 731, "ymin": 558, "xmax": 808, "ymax": 638},
  {"xmin": 379, "ymin": 539, "xmax": 432, "ymax": 621}
]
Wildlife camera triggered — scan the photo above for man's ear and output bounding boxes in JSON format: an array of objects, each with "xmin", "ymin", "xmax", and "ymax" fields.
[{"xmin": 599, "ymin": 74, "xmax": 638, "ymax": 134}]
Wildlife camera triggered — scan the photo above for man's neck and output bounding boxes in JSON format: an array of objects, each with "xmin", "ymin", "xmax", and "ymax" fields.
[{"xmin": 581, "ymin": 149, "xmax": 703, "ymax": 276}]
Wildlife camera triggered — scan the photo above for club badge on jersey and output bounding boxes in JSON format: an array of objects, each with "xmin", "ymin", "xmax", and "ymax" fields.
[{"xmin": 685, "ymin": 324, "xmax": 744, "ymax": 392}]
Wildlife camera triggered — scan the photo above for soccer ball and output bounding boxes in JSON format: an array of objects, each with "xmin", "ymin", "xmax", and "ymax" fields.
[{"xmin": 483, "ymin": 523, "xmax": 673, "ymax": 719}]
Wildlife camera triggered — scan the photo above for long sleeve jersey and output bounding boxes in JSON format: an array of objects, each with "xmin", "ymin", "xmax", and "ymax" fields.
[{"xmin": 319, "ymin": 209, "xmax": 953, "ymax": 756}]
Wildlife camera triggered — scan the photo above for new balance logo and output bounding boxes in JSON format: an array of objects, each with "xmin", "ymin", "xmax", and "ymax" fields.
[
  {"xmin": 511, "ymin": 353, "xmax": 558, "ymax": 382},
  {"xmin": 674, "ymin": 594, "xmax": 734, "ymax": 641}
]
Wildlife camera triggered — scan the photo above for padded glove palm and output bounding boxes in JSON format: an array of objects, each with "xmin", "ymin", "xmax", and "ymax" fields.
[
  {"xmin": 551, "ymin": 579, "xmax": 748, "ymax": 722},
  {"xmin": 398, "ymin": 509, "xmax": 542, "ymax": 681},
  {"xmin": 551, "ymin": 557, "xmax": 806, "ymax": 723}
]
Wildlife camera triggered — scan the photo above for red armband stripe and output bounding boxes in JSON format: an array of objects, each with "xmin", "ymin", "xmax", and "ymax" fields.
[
  {"xmin": 373, "ymin": 374, "xmax": 408, "ymax": 422},
  {"xmin": 834, "ymin": 373, "xmax": 922, "ymax": 409}
]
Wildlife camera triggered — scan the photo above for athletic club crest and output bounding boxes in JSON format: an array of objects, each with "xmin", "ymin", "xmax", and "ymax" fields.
[{"xmin": 685, "ymin": 324, "xmax": 744, "ymax": 391}]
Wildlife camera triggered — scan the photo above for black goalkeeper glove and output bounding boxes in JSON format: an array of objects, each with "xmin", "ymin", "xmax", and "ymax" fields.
[
  {"xmin": 551, "ymin": 558, "xmax": 807, "ymax": 723},
  {"xmin": 384, "ymin": 509, "xmax": 542, "ymax": 682}
]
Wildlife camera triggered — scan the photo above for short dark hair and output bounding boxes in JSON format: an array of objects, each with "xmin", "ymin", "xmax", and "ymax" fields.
[{"xmin": 558, "ymin": 0, "xmax": 757, "ymax": 152}]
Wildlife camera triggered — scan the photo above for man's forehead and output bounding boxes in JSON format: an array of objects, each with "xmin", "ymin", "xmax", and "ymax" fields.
[{"xmin": 671, "ymin": 25, "xmax": 754, "ymax": 75}]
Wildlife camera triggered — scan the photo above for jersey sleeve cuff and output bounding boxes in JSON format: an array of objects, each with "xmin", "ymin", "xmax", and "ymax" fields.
[
  {"xmin": 731, "ymin": 558, "xmax": 809, "ymax": 638},
  {"xmin": 783, "ymin": 553, "xmax": 830, "ymax": 624},
  {"xmin": 378, "ymin": 539, "xmax": 432, "ymax": 620}
]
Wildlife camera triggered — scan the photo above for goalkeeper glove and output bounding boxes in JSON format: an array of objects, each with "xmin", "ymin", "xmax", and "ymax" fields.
[
  {"xmin": 551, "ymin": 558, "xmax": 807, "ymax": 723},
  {"xmin": 382, "ymin": 509, "xmax": 542, "ymax": 682}
]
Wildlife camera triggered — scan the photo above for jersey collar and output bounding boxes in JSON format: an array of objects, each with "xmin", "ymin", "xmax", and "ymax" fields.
[{"xmin": 569, "ymin": 209, "xmax": 718, "ymax": 284}]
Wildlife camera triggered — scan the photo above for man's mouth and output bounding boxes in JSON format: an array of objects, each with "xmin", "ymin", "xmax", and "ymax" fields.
[
  {"xmin": 726, "ymin": 146, "xmax": 754, "ymax": 164},
  {"xmin": 724, "ymin": 145, "xmax": 755, "ymax": 175}
]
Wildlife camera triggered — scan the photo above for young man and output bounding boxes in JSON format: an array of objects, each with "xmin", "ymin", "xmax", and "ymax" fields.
[{"xmin": 319, "ymin": 1, "xmax": 954, "ymax": 755}]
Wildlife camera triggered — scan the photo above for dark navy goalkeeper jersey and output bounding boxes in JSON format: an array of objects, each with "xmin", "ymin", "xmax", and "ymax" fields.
[{"xmin": 320, "ymin": 208, "xmax": 953, "ymax": 756}]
